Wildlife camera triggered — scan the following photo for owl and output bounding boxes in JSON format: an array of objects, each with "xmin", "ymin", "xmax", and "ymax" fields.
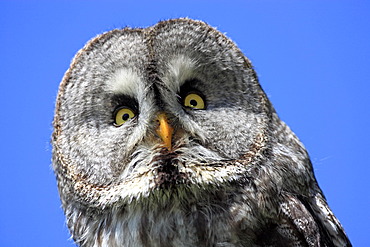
[{"xmin": 52, "ymin": 18, "xmax": 351, "ymax": 247}]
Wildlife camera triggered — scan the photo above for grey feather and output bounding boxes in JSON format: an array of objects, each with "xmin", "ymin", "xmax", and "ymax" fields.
[{"xmin": 52, "ymin": 18, "xmax": 351, "ymax": 247}]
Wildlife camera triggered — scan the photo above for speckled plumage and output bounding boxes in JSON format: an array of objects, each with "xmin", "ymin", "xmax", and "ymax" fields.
[{"xmin": 52, "ymin": 18, "xmax": 351, "ymax": 247}]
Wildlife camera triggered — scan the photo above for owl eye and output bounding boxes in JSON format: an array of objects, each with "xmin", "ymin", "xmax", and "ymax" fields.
[
  {"xmin": 183, "ymin": 92, "xmax": 206, "ymax": 109},
  {"xmin": 114, "ymin": 107, "xmax": 136, "ymax": 126}
]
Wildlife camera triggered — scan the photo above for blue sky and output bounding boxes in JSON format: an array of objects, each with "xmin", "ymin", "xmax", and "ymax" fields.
[{"xmin": 0, "ymin": 1, "xmax": 369, "ymax": 246}]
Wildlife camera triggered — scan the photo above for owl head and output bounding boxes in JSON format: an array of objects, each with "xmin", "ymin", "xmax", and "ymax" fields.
[{"xmin": 52, "ymin": 18, "xmax": 277, "ymax": 210}]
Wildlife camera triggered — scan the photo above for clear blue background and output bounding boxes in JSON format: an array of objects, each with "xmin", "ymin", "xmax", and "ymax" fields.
[{"xmin": 1, "ymin": 1, "xmax": 369, "ymax": 246}]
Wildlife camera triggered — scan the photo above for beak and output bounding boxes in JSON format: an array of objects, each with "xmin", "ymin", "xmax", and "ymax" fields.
[{"xmin": 156, "ymin": 113, "xmax": 173, "ymax": 150}]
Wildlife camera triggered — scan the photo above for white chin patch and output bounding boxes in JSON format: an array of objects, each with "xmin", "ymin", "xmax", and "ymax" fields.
[{"xmin": 107, "ymin": 68, "xmax": 142, "ymax": 96}]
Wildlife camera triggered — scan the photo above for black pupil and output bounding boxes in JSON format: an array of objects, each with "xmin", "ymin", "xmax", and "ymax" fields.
[
  {"xmin": 122, "ymin": 113, "xmax": 130, "ymax": 121},
  {"xmin": 190, "ymin": 99, "xmax": 198, "ymax": 107}
]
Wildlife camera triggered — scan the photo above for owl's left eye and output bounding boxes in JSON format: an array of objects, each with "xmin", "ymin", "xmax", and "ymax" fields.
[
  {"xmin": 183, "ymin": 92, "xmax": 206, "ymax": 110},
  {"xmin": 113, "ymin": 107, "xmax": 136, "ymax": 126}
]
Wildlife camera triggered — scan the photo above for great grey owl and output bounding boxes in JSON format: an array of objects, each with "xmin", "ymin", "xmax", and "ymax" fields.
[{"xmin": 52, "ymin": 18, "xmax": 351, "ymax": 247}]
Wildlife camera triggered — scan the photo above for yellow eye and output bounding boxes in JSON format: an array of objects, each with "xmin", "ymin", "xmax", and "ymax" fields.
[
  {"xmin": 114, "ymin": 107, "xmax": 136, "ymax": 126},
  {"xmin": 183, "ymin": 92, "xmax": 206, "ymax": 109}
]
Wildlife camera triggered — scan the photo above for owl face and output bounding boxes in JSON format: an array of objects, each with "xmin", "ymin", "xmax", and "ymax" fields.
[{"xmin": 53, "ymin": 19, "xmax": 270, "ymax": 207}]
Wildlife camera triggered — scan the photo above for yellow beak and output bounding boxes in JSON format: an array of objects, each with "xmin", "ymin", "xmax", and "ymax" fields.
[{"xmin": 156, "ymin": 113, "xmax": 173, "ymax": 150}]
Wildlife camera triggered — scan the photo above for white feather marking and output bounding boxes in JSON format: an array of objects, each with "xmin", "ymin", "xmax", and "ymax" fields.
[
  {"xmin": 163, "ymin": 55, "xmax": 198, "ymax": 91},
  {"xmin": 107, "ymin": 68, "xmax": 142, "ymax": 96}
]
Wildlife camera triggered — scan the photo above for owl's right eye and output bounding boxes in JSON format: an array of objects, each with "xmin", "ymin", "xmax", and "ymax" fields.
[{"xmin": 113, "ymin": 107, "xmax": 136, "ymax": 126}]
